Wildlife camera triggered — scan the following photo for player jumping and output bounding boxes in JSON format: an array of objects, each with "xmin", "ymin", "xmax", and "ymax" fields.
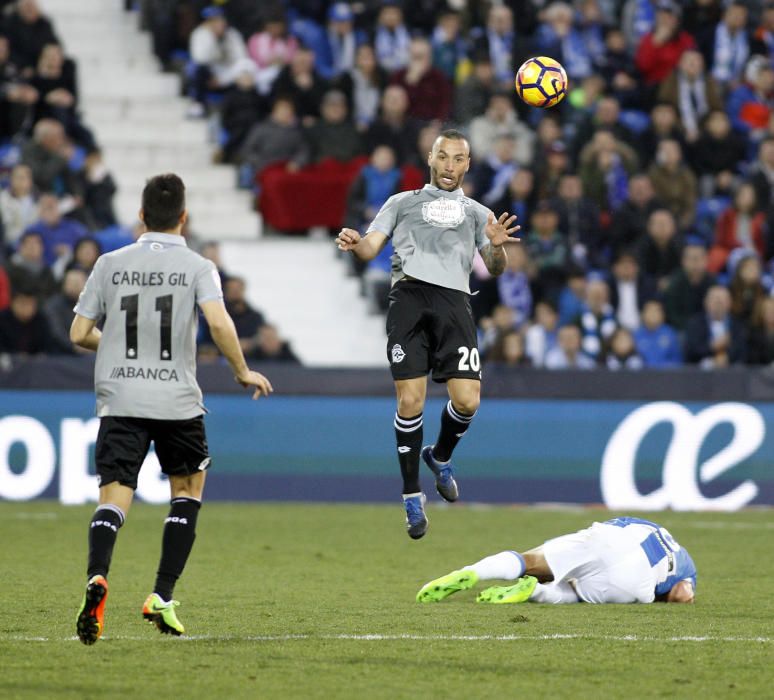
[
  {"xmin": 336, "ymin": 129, "xmax": 519, "ymax": 539},
  {"xmin": 71, "ymin": 173, "xmax": 273, "ymax": 644},
  {"xmin": 417, "ymin": 516, "xmax": 697, "ymax": 605}
]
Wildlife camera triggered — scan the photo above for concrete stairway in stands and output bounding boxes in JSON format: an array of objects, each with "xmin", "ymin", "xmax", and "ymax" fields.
[{"xmin": 40, "ymin": 0, "xmax": 262, "ymax": 239}]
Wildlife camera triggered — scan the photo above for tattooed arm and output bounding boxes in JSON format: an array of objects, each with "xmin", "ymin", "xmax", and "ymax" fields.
[
  {"xmin": 480, "ymin": 242, "xmax": 507, "ymax": 276},
  {"xmin": 481, "ymin": 211, "xmax": 520, "ymax": 276}
]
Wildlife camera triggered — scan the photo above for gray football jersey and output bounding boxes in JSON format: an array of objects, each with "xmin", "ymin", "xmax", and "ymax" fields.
[
  {"xmin": 74, "ymin": 232, "xmax": 223, "ymax": 419},
  {"xmin": 367, "ymin": 184, "xmax": 491, "ymax": 293}
]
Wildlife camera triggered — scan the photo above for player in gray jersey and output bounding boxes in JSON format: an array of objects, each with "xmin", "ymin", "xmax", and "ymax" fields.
[
  {"xmin": 336, "ymin": 129, "xmax": 520, "ymax": 539},
  {"xmin": 71, "ymin": 173, "xmax": 273, "ymax": 644}
]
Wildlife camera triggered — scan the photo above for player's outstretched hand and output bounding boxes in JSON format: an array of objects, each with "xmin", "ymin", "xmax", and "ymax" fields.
[
  {"xmin": 485, "ymin": 212, "xmax": 521, "ymax": 247},
  {"xmin": 236, "ymin": 370, "xmax": 274, "ymax": 399},
  {"xmin": 336, "ymin": 227, "xmax": 361, "ymax": 251}
]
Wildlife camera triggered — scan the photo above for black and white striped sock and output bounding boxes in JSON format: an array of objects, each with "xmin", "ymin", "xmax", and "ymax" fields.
[
  {"xmin": 394, "ymin": 412, "xmax": 423, "ymax": 494},
  {"xmin": 432, "ymin": 400, "xmax": 476, "ymax": 463}
]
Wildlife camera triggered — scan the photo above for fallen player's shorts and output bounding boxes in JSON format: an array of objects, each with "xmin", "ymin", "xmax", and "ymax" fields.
[{"xmin": 542, "ymin": 522, "xmax": 659, "ymax": 604}]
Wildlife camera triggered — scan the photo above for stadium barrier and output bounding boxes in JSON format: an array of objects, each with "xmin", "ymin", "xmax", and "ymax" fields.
[{"xmin": 1, "ymin": 358, "xmax": 773, "ymax": 509}]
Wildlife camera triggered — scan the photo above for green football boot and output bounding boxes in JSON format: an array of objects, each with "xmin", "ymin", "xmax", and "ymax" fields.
[
  {"xmin": 476, "ymin": 575, "xmax": 538, "ymax": 604},
  {"xmin": 416, "ymin": 569, "xmax": 479, "ymax": 602},
  {"xmin": 142, "ymin": 593, "xmax": 185, "ymax": 635}
]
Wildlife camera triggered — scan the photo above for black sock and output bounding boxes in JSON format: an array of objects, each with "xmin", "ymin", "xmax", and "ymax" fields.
[
  {"xmin": 432, "ymin": 400, "xmax": 476, "ymax": 463},
  {"xmin": 395, "ymin": 412, "xmax": 423, "ymax": 494},
  {"xmin": 87, "ymin": 505, "xmax": 124, "ymax": 579},
  {"xmin": 153, "ymin": 498, "xmax": 201, "ymax": 601}
]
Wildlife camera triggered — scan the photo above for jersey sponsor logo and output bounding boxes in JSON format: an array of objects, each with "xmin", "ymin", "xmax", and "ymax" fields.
[
  {"xmin": 601, "ymin": 402, "xmax": 765, "ymax": 511},
  {"xmin": 391, "ymin": 344, "xmax": 406, "ymax": 363},
  {"xmin": 109, "ymin": 366, "xmax": 180, "ymax": 381},
  {"xmin": 421, "ymin": 198, "xmax": 468, "ymax": 228}
]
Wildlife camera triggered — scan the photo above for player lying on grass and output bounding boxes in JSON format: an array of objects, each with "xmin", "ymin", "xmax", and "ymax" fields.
[{"xmin": 417, "ymin": 516, "xmax": 696, "ymax": 605}]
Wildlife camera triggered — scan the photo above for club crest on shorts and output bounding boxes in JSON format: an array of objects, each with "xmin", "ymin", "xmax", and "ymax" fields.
[
  {"xmin": 391, "ymin": 344, "xmax": 406, "ymax": 363},
  {"xmin": 421, "ymin": 198, "xmax": 467, "ymax": 228}
]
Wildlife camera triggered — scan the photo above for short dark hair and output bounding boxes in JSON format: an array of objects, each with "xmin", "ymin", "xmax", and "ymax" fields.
[
  {"xmin": 439, "ymin": 128, "xmax": 468, "ymax": 142},
  {"xmin": 141, "ymin": 173, "xmax": 185, "ymax": 231}
]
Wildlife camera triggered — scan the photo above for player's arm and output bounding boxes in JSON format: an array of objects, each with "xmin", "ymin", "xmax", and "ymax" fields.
[
  {"xmin": 335, "ymin": 228, "xmax": 389, "ymax": 262},
  {"xmin": 480, "ymin": 212, "xmax": 521, "ymax": 276},
  {"xmin": 200, "ymin": 299, "xmax": 273, "ymax": 399},
  {"xmin": 69, "ymin": 314, "xmax": 102, "ymax": 351}
]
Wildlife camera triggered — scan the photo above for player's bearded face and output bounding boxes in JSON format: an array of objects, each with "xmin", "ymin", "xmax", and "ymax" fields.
[{"xmin": 429, "ymin": 140, "xmax": 470, "ymax": 191}]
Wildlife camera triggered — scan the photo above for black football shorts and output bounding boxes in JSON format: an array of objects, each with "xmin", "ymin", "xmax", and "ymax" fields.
[
  {"xmin": 386, "ymin": 279, "xmax": 481, "ymax": 383},
  {"xmin": 94, "ymin": 415, "xmax": 211, "ymax": 489}
]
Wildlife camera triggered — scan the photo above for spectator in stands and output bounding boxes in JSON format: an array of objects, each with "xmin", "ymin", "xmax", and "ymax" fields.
[
  {"xmin": 198, "ymin": 240, "xmax": 229, "ymax": 286},
  {"xmin": 710, "ymin": 2, "xmax": 749, "ymax": 89},
  {"xmin": 748, "ymin": 137, "xmax": 774, "ymax": 213},
  {"xmin": 0, "ymin": 32, "xmax": 38, "ymax": 141},
  {"xmin": 471, "ymin": 4, "xmax": 520, "ymax": 90},
  {"xmin": 634, "ymin": 299, "xmax": 682, "ymax": 367},
  {"xmin": 752, "ymin": 3, "xmax": 774, "ymax": 63},
  {"xmin": 430, "ymin": 9, "xmax": 467, "ymax": 81},
  {"xmin": 240, "ymin": 97, "xmax": 309, "ymax": 177},
  {"xmin": 79, "ymin": 149, "xmax": 117, "ymax": 229},
  {"xmin": 610, "ymin": 174, "xmax": 662, "ymax": 255},
  {"xmin": 271, "ymin": 45, "xmax": 328, "ymax": 126},
  {"xmin": 621, "ymin": 0, "xmax": 657, "ymax": 53},
  {"xmin": 4, "ymin": 230, "xmax": 56, "ymax": 299},
  {"xmin": 454, "ymin": 53, "xmax": 495, "ymax": 126},
  {"xmin": 247, "ymin": 12, "xmax": 298, "ymax": 94},
  {"xmin": 658, "ymin": 49, "xmax": 723, "ymax": 143},
  {"xmin": 681, "ymin": 0, "xmax": 723, "ymax": 63},
  {"xmin": 663, "ymin": 241, "xmax": 715, "ymax": 331},
  {"xmin": 638, "ymin": 102, "xmax": 684, "ymax": 166},
  {"xmin": 20, "ymin": 118, "xmax": 80, "ymax": 198},
  {"xmin": 305, "ymin": 89, "xmax": 363, "ymax": 163},
  {"xmin": 531, "ymin": 114, "xmax": 563, "ymax": 164},
  {"xmin": 636, "ymin": 208, "xmax": 682, "ymax": 289},
  {"xmin": 5, "ymin": 0, "xmax": 57, "ymax": 72},
  {"xmin": 535, "ymin": 2, "xmax": 594, "ymax": 83},
  {"xmin": 576, "ymin": 276, "xmax": 617, "ymax": 362},
  {"xmin": 0, "ymin": 163, "xmax": 37, "ymax": 249},
  {"xmin": 486, "ymin": 329, "xmax": 531, "ymax": 367},
  {"xmin": 365, "ymin": 84, "xmax": 417, "ymax": 166},
  {"xmin": 525, "ymin": 300, "xmax": 559, "ymax": 367},
  {"xmin": 535, "ymin": 140, "xmax": 573, "ymax": 202},
  {"xmin": 708, "ymin": 182, "xmax": 767, "ymax": 274},
  {"xmin": 470, "ymin": 133, "xmax": 519, "ymax": 207},
  {"xmin": 684, "ymin": 284, "xmax": 746, "ymax": 366},
  {"xmin": 248, "ymin": 323, "xmax": 300, "ymax": 363},
  {"xmin": 496, "ymin": 243, "xmax": 533, "ymax": 330},
  {"xmin": 597, "ymin": 27, "xmax": 641, "ymax": 109},
  {"xmin": 479, "ymin": 304, "xmax": 518, "ymax": 358},
  {"xmin": 647, "ymin": 138, "xmax": 697, "ymax": 230},
  {"xmin": 729, "ymin": 253, "xmax": 766, "ymax": 327},
  {"xmin": 206, "ymin": 275, "xmax": 266, "ymax": 355},
  {"xmin": 525, "ymin": 201, "xmax": 568, "ymax": 303},
  {"xmin": 635, "ymin": 0, "xmax": 696, "ymax": 88},
  {"xmin": 344, "ymin": 144, "xmax": 400, "ymax": 231},
  {"xmin": 373, "ymin": 3, "xmax": 411, "ymax": 73},
  {"xmin": 493, "ymin": 167, "xmax": 536, "ymax": 228},
  {"xmin": 558, "ymin": 265, "xmax": 587, "ymax": 325},
  {"xmin": 31, "ymin": 42, "xmax": 94, "ymax": 149},
  {"xmin": 469, "ymin": 92, "xmax": 534, "ymax": 164},
  {"xmin": 572, "ymin": 95, "xmax": 638, "ymax": 160},
  {"xmin": 747, "ymin": 296, "xmax": 774, "ymax": 365},
  {"xmin": 188, "ymin": 5, "xmax": 255, "ymax": 117},
  {"xmin": 389, "ymin": 37, "xmax": 452, "ymax": 123},
  {"xmin": 42, "ymin": 265, "xmax": 85, "ymax": 353},
  {"xmin": 219, "ymin": 70, "xmax": 268, "ymax": 163},
  {"xmin": 0, "ymin": 287, "xmax": 55, "ymax": 354},
  {"xmin": 605, "ymin": 327, "xmax": 644, "ymax": 370},
  {"xmin": 608, "ymin": 251, "xmax": 657, "ymax": 331},
  {"xmin": 551, "ymin": 174, "xmax": 602, "ymax": 270},
  {"xmin": 689, "ymin": 110, "xmax": 745, "ymax": 198},
  {"xmin": 315, "ymin": 3, "xmax": 365, "ymax": 80},
  {"xmin": 545, "ymin": 324, "xmax": 596, "ymax": 369},
  {"xmin": 727, "ymin": 56, "xmax": 774, "ymax": 141},
  {"xmin": 337, "ymin": 43, "xmax": 387, "ymax": 130},
  {"xmin": 579, "ymin": 129, "xmax": 639, "ymax": 213},
  {"xmin": 70, "ymin": 236, "xmax": 100, "ymax": 275},
  {"xmin": 23, "ymin": 192, "xmax": 87, "ymax": 270}
]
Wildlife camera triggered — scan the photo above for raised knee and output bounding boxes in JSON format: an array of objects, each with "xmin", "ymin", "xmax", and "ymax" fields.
[
  {"xmin": 397, "ymin": 393, "xmax": 425, "ymax": 416},
  {"xmin": 452, "ymin": 394, "xmax": 480, "ymax": 416}
]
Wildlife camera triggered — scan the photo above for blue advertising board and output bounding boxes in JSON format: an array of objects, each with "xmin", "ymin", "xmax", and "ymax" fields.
[{"xmin": 0, "ymin": 390, "xmax": 771, "ymax": 509}]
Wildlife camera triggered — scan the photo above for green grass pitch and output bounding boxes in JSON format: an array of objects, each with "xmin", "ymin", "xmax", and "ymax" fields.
[{"xmin": 1, "ymin": 501, "xmax": 772, "ymax": 698}]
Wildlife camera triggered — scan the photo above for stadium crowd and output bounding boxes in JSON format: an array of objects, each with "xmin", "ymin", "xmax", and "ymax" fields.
[
  {"xmin": 0, "ymin": 0, "xmax": 296, "ymax": 362},
  {"xmin": 158, "ymin": 0, "xmax": 774, "ymax": 370}
]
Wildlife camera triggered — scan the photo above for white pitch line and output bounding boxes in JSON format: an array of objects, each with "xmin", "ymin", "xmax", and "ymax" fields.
[{"xmin": 3, "ymin": 633, "xmax": 771, "ymax": 643}]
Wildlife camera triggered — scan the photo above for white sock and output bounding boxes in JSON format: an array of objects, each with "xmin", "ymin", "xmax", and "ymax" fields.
[
  {"xmin": 530, "ymin": 581, "xmax": 579, "ymax": 604},
  {"xmin": 464, "ymin": 551, "xmax": 525, "ymax": 581}
]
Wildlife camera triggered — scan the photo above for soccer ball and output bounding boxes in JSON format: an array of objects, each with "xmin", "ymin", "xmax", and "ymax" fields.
[{"xmin": 515, "ymin": 56, "xmax": 568, "ymax": 109}]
